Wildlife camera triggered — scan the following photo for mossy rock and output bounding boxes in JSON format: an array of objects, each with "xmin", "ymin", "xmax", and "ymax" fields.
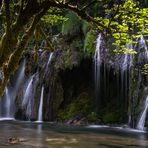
[{"xmin": 145, "ymin": 121, "xmax": 148, "ymax": 127}]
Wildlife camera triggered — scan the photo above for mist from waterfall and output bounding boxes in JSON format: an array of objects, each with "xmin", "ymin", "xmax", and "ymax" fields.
[
  {"xmin": 137, "ymin": 96, "xmax": 148, "ymax": 131},
  {"xmin": 37, "ymin": 86, "xmax": 44, "ymax": 122}
]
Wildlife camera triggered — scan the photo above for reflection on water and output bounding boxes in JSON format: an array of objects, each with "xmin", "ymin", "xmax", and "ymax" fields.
[{"xmin": 0, "ymin": 121, "xmax": 147, "ymax": 148}]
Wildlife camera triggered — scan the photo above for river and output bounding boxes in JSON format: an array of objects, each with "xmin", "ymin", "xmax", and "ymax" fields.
[{"xmin": 0, "ymin": 120, "xmax": 148, "ymax": 148}]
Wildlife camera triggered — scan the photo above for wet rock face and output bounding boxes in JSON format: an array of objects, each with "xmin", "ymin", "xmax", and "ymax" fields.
[
  {"xmin": 14, "ymin": 50, "xmax": 85, "ymax": 121},
  {"xmin": 7, "ymin": 36, "xmax": 148, "ymax": 125}
]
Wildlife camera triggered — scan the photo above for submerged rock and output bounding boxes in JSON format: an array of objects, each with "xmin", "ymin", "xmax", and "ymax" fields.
[{"xmin": 8, "ymin": 137, "xmax": 27, "ymax": 144}]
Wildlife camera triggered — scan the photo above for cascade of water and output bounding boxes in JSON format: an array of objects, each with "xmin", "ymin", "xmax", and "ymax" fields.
[
  {"xmin": 138, "ymin": 35, "xmax": 148, "ymax": 63},
  {"xmin": 94, "ymin": 33, "xmax": 102, "ymax": 106},
  {"xmin": 37, "ymin": 86, "xmax": 44, "ymax": 122},
  {"xmin": 47, "ymin": 52, "xmax": 53, "ymax": 66},
  {"xmin": 11, "ymin": 59, "xmax": 26, "ymax": 103},
  {"xmin": 137, "ymin": 96, "xmax": 148, "ymax": 131},
  {"xmin": 15, "ymin": 59, "xmax": 26, "ymax": 88},
  {"xmin": 4, "ymin": 87, "xmax": 11, "ymax": 117},
  {"xmin": 121, "ymin": 43, "xmax": 133, "ymax": 120},
  {"xmin": 22, "ymin": 75, "xmax": 34, "ymax": 119},
  {"xmin": 0, "ymin": 59, "xmax": 26, "ymax": 119}
]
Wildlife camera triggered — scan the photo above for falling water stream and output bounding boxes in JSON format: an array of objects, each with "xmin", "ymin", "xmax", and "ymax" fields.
[
  {"xmin": 37, "ymin": 86, "xmax": 44, "ymax": 122},
  {"xmin": 137, "ymin": 96, "xmax": 148, "ymax": 131},
  {"xmin": 5, "ymin": 87, "xmax": 11, "ymax": 118},
  {"xmin": 47, "ymin": 52, "xmax": 53, "ymax": 66},
  {"xmin": 0, "ymin": 59, "xmax": 26, "ymax": 119},
  {"xmin": 22, "ymin": 75, "xmax": 34, "ymax": 119},
  {"xmin": 94, "ymin": 33, "xmax": 102, "ymax": 108}
]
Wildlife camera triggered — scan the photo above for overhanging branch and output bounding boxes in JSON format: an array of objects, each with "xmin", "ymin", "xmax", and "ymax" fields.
[
  {"xmin": 36, "ymin": 25, "xmax": 54, "ymax": 51},
  {"xmin": 0, "ymin": 9, "xmax": 48, "ymax": 95}
]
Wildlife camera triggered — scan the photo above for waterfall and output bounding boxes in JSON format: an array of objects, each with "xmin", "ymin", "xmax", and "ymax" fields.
[
  {"xmin": 22, "ymin": 75, "xmax": 34, "ymax": 119},
  {"xmin": 0, "ymin": 59, "xmax": 26, "ymax": 119},
  {"xmin": 94, "ymin": 33, "xmax": 102, "ymax": 107},
  {"xmin": 4, "ymin": 87, "xmax": 11, "ymax": 117},
  {"xmin": 139, "ymin": 35, "xmax": 148, "ymax": 58},
  {"xmin": 138, "ymin": 35, "xmax": 148, "ymax": 63},
  {"xmin": 37, "ymin": 86, "xmax": 44, "ymax": 122},
  {"xmin": 137, "ymin": 96, "xmax": 148, "ymax": 130},
  {"xmin": 47, "ymin": 52, "xmax": 53, "ymax": 66}
]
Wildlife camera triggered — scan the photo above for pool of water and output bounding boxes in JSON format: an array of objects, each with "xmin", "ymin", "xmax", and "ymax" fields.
[{"xmin": 0, "ymin": 120, "xmax": 148, "ymax": 148}]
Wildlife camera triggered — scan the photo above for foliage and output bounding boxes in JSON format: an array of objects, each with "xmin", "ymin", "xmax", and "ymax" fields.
[
  {"xmin": 87, "ymin": 112, "xmax": 99, "ymax": 122},
  {"xmin": 62, "ymin": 11, "xmax": 81, "ymax": 35},
  {"xmin": 41, "ymin": 8, "xmax": 67, "ymax": 25},
  {"xmin": 84, "ymin": 30, "xmax": 96, "ymax": 55},
  {"xmin": 82, "ymin": 20, "xmax": 90, "ymax": 35},
  {"xmin": 142, "ymin": 64, "xmax": 148, "ymax": 75},
  {"xmin": 95, "ymin": 0, "xmax": 148, "ymax": 54},
  {"xmin": 0, "ymin": 0, "xmax": 148, "ymax": 94}
]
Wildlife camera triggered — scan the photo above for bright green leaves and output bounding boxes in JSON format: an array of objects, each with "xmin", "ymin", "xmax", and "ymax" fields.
[
  {"xmin": 41, "ymin": 14, "xmax": 66, "ymax": 25},
  {"xmin": 41, "ymin": 8, "xmax": 67, "ymax": 25},
  {"xmin": 95, "ymin": 0, "xmax": 148, "ymax": 54},
  {"xmin": 142, "ymin": 64, "xmax": 148, "ymax": 75}
]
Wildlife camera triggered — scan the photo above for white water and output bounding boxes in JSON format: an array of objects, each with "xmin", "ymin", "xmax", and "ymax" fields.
[
  {"xmin": 138, "ymin": 35, "xmax": 148, "ymax": 64},
  {"xmin": 22, "ymin": 75, "xmax": 34, "ymax": 119},
  {"xmin": 47, "ymin": 52, "xmax": 53, "ymax": 66},
  {"xmin": 121, "ymin": 43, "xmax": 133, "ymax": 124},
  {"xmin": 37, "ymin": 86, "xmax": 44, "ymax": 122},
  {"xmin": 139, "ymin": 35, "xmax": 148, "ymax": 58},
  {"xmin": 5, "ymin": 87, "xmax": 11, "ymax": 117},
  {"xmin": 137, "ymin": 96, "xmax": 148, "ymax": 131},
  {"xmin": 13, "ymin": 59, "xmax": 26, "ymax": 96},
  {"xmin": 94, "ymin": 33, "xmax": 102, "ymax": 102},
  {"xmin": 0, "ymin": 59, "xmax": 26, "ymax": 119}
]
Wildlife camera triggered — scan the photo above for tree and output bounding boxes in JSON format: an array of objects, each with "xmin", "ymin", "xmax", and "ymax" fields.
[{"xmin": 0, "ymin": 0, "xmax": 147, "ymax": 95}]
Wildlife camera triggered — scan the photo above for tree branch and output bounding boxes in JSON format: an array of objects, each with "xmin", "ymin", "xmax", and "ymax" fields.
[
  {"xmin": 46, "ymin": 0, "xmax": 110, "ymax": 32},
  {"xmin": 0, "ymin": 8, "xmax": 48, "ymax": 95},
  {"xmin": 36, "ymin": 25, "xmax": 54, "ymax": 51},
  {"xmin": 81, "ymin": 0, "xmax": 98, "ymax": 11},
  {"xmin": 19, "ymin": 0, "xmax": 25, "ymax": 13},
  {"xmin": 4, "ymin": 0, "xmax": 11, "ymax": 32}
]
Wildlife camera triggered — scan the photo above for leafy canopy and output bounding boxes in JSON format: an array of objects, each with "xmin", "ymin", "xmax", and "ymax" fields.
[{"xmin": 95, "ymin": 0, "xmax": 148, "ymax": 54}]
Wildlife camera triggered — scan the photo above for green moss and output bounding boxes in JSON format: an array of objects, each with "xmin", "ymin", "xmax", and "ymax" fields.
[
  {"xmin": 145, "ymin": 121, "xmax": 148, "ymax": 127},
  {"xmin": 58, "ymin": 93, "xmax": 92, "ymax": 120},
  {"xmin": 102, "ymin": 112, "xmax": 120, "ymax": 124}
]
